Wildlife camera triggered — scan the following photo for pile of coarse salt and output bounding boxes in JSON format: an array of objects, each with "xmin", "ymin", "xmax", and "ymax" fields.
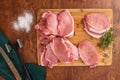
[{"xmin": 13, "ymin": 12, "xmax": 34, "ymax": 32}]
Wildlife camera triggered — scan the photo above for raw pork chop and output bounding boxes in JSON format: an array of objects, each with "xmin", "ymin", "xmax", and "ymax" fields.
[
  {"xmin": 45, "ymin": 44, "xmax": 58, "ymax": 68},
  {"xmin": 57, "ymin": 10, "xmax": 74, "ymax": 37},
  {"xmin": 85, "ymin": 13, "xmax": 110, "ymax": 33},
  {"xmin": 40, "ymin": 45, "xmax": 48, "ymax": 66},
  {"xmin": 35, "ymin": 9, "xmax": 77, "ymax": 68},
  {"xmin": 39, "ymin": 31, "xmax": 55, "ymax": 45},
  {"xmin": 83, "ymin": 20, "xmax": 103, "ymax": 38},
  {"xmin": 35, "ymin": 11, "xmax": 58, "ymax": 35},
  {"xmin": 40, "ymin": 44, "xmax": 58, "ymax": 68},
  {"xmin": 78, "ymin": 40, "xmax": 98, "ymax": 67},
  {"xmin": 83, "ymin": 13, "xmax": 110, "ymax": 38},
  {"xmin": 50, "ymin": 37, "xmax": 74, "ymax": 62},
  {"xmin": 84, "ymin": 28, "xmax": 103, "ymax": 38},
  {"xmin": 65, "ymin": 39, "xmax": 79, "ymax": 60}
]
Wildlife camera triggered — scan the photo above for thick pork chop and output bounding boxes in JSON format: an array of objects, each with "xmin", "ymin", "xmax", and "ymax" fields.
[
  {"xmin": 45, "ymin": 44, "xmax": 58, "ymax": 68},
  {"xmin": 40, "ymin": 44, "xmax": 58, "ymax": 68},
  {"xmin": 65, "ymin": 39, "xmax": 79, "ymax": 60},
  {"xmin": 83, "ymin": 13, "xmax": 110, "ymax": 38},
  {"xmin": 50, "ymin": 37, "xmax": 74, "ymax": 62},
  {"xmin": 57, "ymin": 10, "xmax": 74, "ymax": 37},
  {"xmin": 35, "ymin": 11, "xmax": 58, "ymax": 35},
  {"xmin": 78, "ymin": 40, "xmax": 98, "ymax": 67},
  {"xmin": 83, "ymin": 20, "xmax": 103, "ymax": 38},
  {"xmin": 84, "ymin": 13, "xmax": 110, "ymax": 33}
]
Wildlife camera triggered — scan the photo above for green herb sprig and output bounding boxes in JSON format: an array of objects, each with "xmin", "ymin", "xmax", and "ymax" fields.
[{"xmin": 98, "ymin": 28, "xmax": 114, "ymax": 48}]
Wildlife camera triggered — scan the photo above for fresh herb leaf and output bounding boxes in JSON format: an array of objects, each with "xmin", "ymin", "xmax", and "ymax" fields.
[{"xmin": 98, "ymin": 28, "xmax": 114, "ymax": 48}]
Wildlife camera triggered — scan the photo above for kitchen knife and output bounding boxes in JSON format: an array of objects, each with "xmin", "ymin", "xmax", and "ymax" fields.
[{"xmin": 0, "ymin": 47, "xmax": 22, "ymax": 80}]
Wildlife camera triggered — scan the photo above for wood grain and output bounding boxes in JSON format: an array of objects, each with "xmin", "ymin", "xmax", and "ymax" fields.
[
  {"xmin": 0, "ymin": 0, "xmax": 120, "ymax": 80},
  {"xmin": 37, "ymin": 9, "xmax": 113, "ymax": 66},
  {"xmin": 0, "ymin": 76, "xmax": 4, "ymax": 80}
]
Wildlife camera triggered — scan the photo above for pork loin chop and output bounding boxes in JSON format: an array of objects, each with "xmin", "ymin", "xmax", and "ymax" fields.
[{"xmin": 78, "ymin": 40, "xmax": 98, "ymax": 67}]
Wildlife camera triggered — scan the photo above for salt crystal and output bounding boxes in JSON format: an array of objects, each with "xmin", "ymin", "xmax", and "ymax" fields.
[{"xmin": 13, "ymin": 12, "xmax": 34, "ymax": 32}]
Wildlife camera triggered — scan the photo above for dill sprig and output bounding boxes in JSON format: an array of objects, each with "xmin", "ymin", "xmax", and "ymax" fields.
[{"xmin": 98, "ymin": 28, "xmax": 114, "ymax": 48}]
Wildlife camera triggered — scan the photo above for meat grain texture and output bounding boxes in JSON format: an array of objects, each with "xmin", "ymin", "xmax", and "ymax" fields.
[
  {"xmin": 35, "ymin": 9, "xmax": 77, "ymax": 68},
  {"xmin": 83, "ymin": 13, "xmax": 110, "ymax": 38},
  {"xmin": 35, "ymin": 10, "xmax": 103, "ymax": 68},
  {"xmin": 78, "ymin": 40, "xmax": 98, "ymax": 68}
]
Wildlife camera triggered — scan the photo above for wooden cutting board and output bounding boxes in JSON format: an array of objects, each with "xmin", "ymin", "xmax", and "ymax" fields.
[{"xmin": 37, "ymin": 9, "xmax": 113, "ymax": 66}]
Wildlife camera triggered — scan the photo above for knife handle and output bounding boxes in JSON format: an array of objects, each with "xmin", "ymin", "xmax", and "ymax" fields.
[{"xmin": 8, "ymin": 61, "xmax": 22, "ymax": 80}]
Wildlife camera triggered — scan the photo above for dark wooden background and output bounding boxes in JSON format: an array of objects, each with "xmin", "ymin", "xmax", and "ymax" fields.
[{"xmin": 0, "ymin": 0, "xmax": 120, "ymax": 80}]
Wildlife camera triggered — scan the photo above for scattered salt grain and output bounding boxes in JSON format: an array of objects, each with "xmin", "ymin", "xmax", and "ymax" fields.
[{"xmin": 13, "ymin": 12, "xmax": 34, "ymax": 32}]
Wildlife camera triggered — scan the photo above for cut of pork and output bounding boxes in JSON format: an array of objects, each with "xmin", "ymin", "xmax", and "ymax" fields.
[
  {"xmin": 78, "ymin": 40, "xmax": 98, "ymax": 67},
  {"xmin": 40, "ymin": 44, "xmax": 58, "ymax": 68},
  {"xmin": 83, "ymin": 13, "xmax": 110, "ymax": 38},
  {"xmin": 50, "ymin": 37, "xmax": 74, "ymax": 62},
  {"xmin": 57, "ymin": 10, "xmax": 74, "ymax": 37},
  {"xmin": 65, "ymin": 39, "xmax": 79, "ymax": 60},
  {"xmin": 45, "ymin": 44, "xmax": 58, "ymax": 68},
  {"xmin": 35, "ymin": 9, "xmax": 74, "ymax": 38},
  {"xmin": 40, "ymin": 45, "xmax": 48, "ymax": 66},
  {"xmin": 83, "ymin": 19, "xmax": 104, "ymax": 35},
  {"xmin": 35, "ymin": 11, "xmax": 58, "ymax": 35},
  {"xmin": 83, "ymin": 20, "xmax": 103, "ymax": 38},
  {"xmin": 84, "ymin": 13, "xmax": 110, "ymax": 34},
  {"xmin": 84, "ymin": 28, "xmax": 103, "ymax": 39},
  {"xmin": 40, "ymin": 31, "xmax": 55, "ymax": 45}
]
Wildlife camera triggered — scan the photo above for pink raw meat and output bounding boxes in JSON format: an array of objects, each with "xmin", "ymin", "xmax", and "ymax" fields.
[
  {"xmin": 40, "ymin": 44, "xmax": 58, "ymax": 68},
  {"xmin": 83, "ymin": 19, "xmax": 104, "ymax": 35},
  {"xmin": 40, "ymin": 45, "xmax": 48, "ymax": 66},
  {"xmin": 84, "ymin": 13, "xmax": 110, "ymax": 34},
  {"xmin": 45, "ymin": 44, "xmax": 58, "ymax": 68},
  {"xmin": 83, "ymin": 20, "xmax": 103, "ymax": 38},
  {"xmin": 84, "ymin": 28, "xmax": 103, "ymax": 39},
  {"xmin": 57, "ymin": 10, "xmax": 74, "ymax": 37},
  {"xmin": 65, "ymin": 39, "xmax": 79, "ymax": 60},
  {"xmin": 50, "ymin": 37, "xmax": 74, "ymax": 62},
  {"xmin": 35, "ymin": 11, "xmax": 58, "ymax": 35},
  {"xmin": 78, "ymin": 40, "xmax": 98, "ymax": 67},
  {"xmin": 40, "ymin": 31, "xmax": 55, "ymax": 45}
]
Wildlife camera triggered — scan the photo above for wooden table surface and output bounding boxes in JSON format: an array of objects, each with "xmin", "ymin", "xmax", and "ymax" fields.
[{"xmin": 0, "ymin": 0, "xmax": 120, "ymax": 80}]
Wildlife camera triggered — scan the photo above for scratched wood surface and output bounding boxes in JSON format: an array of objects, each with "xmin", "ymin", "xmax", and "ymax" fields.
[
  {"xmin": 37, "ymin": 9, "xmax": 113, "ymax": 66},
  {"xmin": 0, "ymin": 0, "xmax": 120, "ymax": 80}
]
